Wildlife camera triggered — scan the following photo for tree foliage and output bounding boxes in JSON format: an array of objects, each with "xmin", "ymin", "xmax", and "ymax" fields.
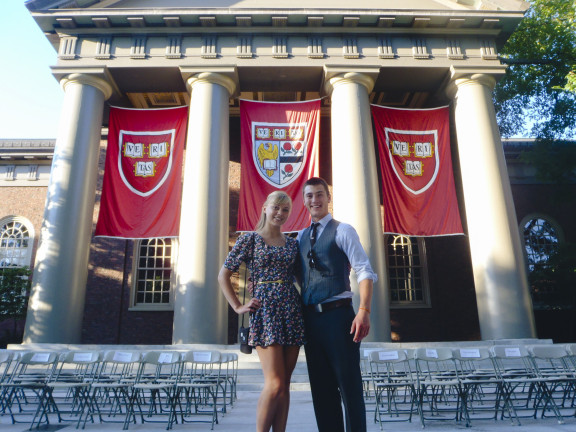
[
  {"xmin": 494, "ymin": 0, "xmax": 576, "ymax": 140},
  {"xmin": 0, "ymin": 267, "xmax": 31, "ymax": 321}
]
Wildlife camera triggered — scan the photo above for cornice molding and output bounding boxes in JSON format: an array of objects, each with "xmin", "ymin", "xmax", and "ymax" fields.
[{"xmin": 30, "ymin": 9, "xmax": 526, "ymax": 37}]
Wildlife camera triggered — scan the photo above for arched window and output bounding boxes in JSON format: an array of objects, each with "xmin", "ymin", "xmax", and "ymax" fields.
[
  {"xmin": 131, "ymin": 238, "xmax": 177, "ymax": 310},
  {"xmin": 522, "ymin": 216, "xmax": 563, "ymax": 307},
  {"xmin": 386, "ymin": 234, "xmax": 430, "ymax": 307},
  {"xmin": 0, "ymin": 217, "xmax": 34, "ymax": 268},
  {"xmin": 523, "ymin": 217, "xmax": 560, "ymax": 272}
]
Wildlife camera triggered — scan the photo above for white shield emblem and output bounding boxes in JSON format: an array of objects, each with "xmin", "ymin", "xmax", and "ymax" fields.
[
  {"xmin": 252, "ymin": 122, "xmax": 307, "ymax": 188},
  {"xmin": 118, "ymin": 129, "xmax": 176, "ymax": 197},
  {"xmin": 384, "ymin": 128, "xmax": 439, "ymax": 195}
]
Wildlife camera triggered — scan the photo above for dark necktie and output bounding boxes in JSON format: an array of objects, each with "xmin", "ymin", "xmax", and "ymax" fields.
[{"xmin": 310, "ymin": 222, "xmax": 319, "ymax": 247}]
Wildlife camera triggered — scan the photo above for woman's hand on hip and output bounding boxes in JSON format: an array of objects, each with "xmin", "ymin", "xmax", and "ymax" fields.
[{"xmin": 235, "ymin": 297, "xmax": 261, "ymax": 315}]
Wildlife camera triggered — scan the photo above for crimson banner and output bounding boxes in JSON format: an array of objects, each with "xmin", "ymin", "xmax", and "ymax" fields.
[
  {"xmin": 95, "ymin": 106, "xmax": 188, "ymax": 238},
  {"xmin": 237, "ymin": 99, "xmax": 320, "ymax": 232},
  {"xmin": 372, "ymin": 105, "xmax": 463, "ymax": 236}
]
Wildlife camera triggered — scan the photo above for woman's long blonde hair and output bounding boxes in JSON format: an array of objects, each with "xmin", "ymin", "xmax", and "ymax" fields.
[{"xmin": 255, "ymin": 191, "xmax": 292, "ymax": 232}]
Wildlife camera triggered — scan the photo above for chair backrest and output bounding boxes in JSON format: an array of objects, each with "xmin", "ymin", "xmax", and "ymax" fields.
[
  {"xmin": 451, "ymin": 347, "xmax": 498, "ymax": 378},
  {"xmin": 369, "ymin": 349, "xmax": 415, "ymax": 383},
  {"xmin": 0, "ymin": 350, "xmax": 15, "ymax": 383},
  {"xmin": 9, "ymin": 351, "xmax": 60, "ymax": 383},
  {"xmin": 180, "ymin": 350, "xmax": 222, "ymax": 381},
  {"xmin": 95, "ymin": 350, "xmax": 142, "ymax": 383},
  {"xmin": 529, "ymin": 344, "xmax": 573, "ymax": 376},
  {"xmin": 369, "ymin": 349, "xmax": 409, "ymax": 363},
  {"xmin": 219, "ymin": 352, "xmax": 237, "ymax": 371},
  {"xmin": 415, "ymin": 347, "xmax": 454, "ymax": 362},
  {"xmin": 414, "ymin": 347, "xmax": 458, "ymax": 381},
  {"xmin": 218, "ymin": 352, "xmax": 238, "ymax": 383},
  {"xmin": 51, "ymin": 350, "xmax": 102, "ymax": 382},
  {"xmin": 360, "ymin": 348, "xmax": 382, "ymax": 374},
  {"xmin": 490, "ymin": 345, "xmax": 536, "ymax": 377},
  {"xmin": 452, "ymin": 347, "xmax": 491, "ymax": 362},
  {"xmin": 136, "ymin": 350, "xmax": 182, "ymax": 382},
  {"xmin": 566, "ymin": 344, "xmax": 576, "ymax": 370},
  {"xmin": 530, "ymin": 344, "xmax": 569, "ymax": 360}
]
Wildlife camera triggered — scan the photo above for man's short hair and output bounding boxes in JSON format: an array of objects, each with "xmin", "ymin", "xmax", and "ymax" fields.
[{"xmin": 303, "ymin": 177, "xmax": 330, "ymax": 197}]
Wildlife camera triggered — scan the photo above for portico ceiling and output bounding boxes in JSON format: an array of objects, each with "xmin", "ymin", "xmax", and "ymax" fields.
[{"xmin": 113, "ymin": 65, "xmax": 448, "ymax": 114}]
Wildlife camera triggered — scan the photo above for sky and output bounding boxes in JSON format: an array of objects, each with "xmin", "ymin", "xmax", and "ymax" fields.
[{"xmin": 0, "ymin": 2, "xmax": 64, "ymax": 139}]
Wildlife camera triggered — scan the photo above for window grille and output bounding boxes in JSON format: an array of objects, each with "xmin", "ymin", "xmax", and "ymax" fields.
[
  {"xmin": 522, "ymin": 217, "xmax": 562, "ymax": 307},
  {"xmin": 387, "ymin": 235, "xmax": 430, "ymax": 307},
  {"xmin": 132, "ymin": 238, "xmax": 176, "ymax": 309},
  {"xmin": 0, "ymin": 218, "xmax": 32, "ymax": 267},
  {"xmin": 523, "ymin": 218, "xmax": 559, "ymax": 272}
]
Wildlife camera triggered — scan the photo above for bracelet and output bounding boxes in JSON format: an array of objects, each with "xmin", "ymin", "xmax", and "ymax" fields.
[{"xmin": 359, "ymin": 307, "xmax": 370, "ymax": 313}]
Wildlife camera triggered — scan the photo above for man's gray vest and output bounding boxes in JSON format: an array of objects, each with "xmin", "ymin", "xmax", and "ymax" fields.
[{"xmin": 299, "ymin": 219, "xmax": 351, "ymax": 305}]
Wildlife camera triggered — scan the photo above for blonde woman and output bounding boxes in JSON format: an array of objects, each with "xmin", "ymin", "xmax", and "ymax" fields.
[{"xmin": 218, "ymin": 191, "xmax": 305, "ymax": 432}]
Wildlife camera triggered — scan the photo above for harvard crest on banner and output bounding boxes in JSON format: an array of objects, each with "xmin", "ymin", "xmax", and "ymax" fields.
[
  {"xmin": 118, "ymin": 130, "xmax": 177, "ymax": 196},
  {"xmin": 372, "ymin": 105, "xmax": 464, "ymax": 236},
  {"xmin": 237, "ymin": 100, "xmax": 320, "ymax": 232},
  {"xmin": 95, "ymin": 106, "xmax": 188, "ymax": 239},
  {"xmin": 253, "ymin": 122, "xmax": 307, "ymax": 188}
]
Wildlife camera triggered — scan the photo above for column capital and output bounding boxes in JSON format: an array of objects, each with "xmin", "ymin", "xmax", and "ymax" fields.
[
  {"xmin": 446, "ymin": 65, "xmax": 507, "ymax": 99},
  {"xmin": 180, "ymin": 66, "xmax": 238, "ymax": 97},
  {"xmin": 59, "ymin": 73, "xmax": 114, "ymax": 100},
  {"xmin": 52, "ymin": 66, "xmax": 118, "ymax": 100},
  {"xmin": 323, "ymin": 65, "xmax": 380, "ymax": 96}
]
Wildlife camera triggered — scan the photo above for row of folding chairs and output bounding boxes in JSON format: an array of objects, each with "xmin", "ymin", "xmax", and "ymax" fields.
[
  {"xmin": 361, "ymin": 344, "xmax": 576, "ymax": 430},
  {"xmin": 0, "ymin": 349, "xmax": 239, "ymax": 430}
]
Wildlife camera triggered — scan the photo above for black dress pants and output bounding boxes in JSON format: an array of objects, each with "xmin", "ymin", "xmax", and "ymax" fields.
[{"xmin": 303, "ymin": 305, "xmax": 366, "ymax": 432}]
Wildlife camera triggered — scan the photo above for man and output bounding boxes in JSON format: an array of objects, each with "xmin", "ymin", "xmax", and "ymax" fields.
[{"xmin": 297, "ymin": 177, "xmax": 376, "ymax": 432}]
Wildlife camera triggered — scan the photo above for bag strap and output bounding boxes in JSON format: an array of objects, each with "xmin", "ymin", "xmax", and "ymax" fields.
[{"xmin": 240, "ymin": 232, "xmax": 256, "ymax": 328}]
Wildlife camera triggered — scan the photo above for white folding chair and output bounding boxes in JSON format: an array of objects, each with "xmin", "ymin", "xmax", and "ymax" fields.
[
  {"xmin": 174, "ymin": 350, "xmax": 222, "ymax": 430},
  {"xmin": 0, "ymin": 351, "xmax": 16, "ymax": 418},
  {"xmin": 220, "ymin": 352, "xmax": 238, "ymax": 407},
  {"xmin": 452, "ymin": 347, "xmax": 513, "ymax": 425},
  {"xmin": 123, "ymin": 350, "xmax": 182, "ymax": 430},
  {"xmin": 43, "ymin": 350, "xmax": 102, "ymax": 427},
  {"xmin": 491, "ymin": 345, "xmax": 564, "ymax": 425},
  {"xmin": 414, "ymin": 347, "xmax": 467, "ymax": 427},
  {"xmin": 369, "ymin": 349, "xmax": 419, "ymax": 429},
  {"xmin": 361, "ymin": 347, "xmax": 384, "ymax": 408},
  {"xmin": 81, "ymin": 350, "xmax": 141, "ymax": 428},
  {"xmin": 0, "ymin": 351, "xmax": 59, "ymax": 429},
  {"xmin": 530, "ymin": 345, "xmax": 576, "ymax": 419}
]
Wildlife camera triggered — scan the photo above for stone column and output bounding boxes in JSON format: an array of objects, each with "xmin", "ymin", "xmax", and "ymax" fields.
[
  {"xmin": 447, "ymin": 70, "xmax": 536, "ymax": 340},
  {"xmin": 24, "ymin": 73, "xmax": 113, "ymax": 343},
  {"xmin": 173, "ymin": 71, "xmax": 237, "ymax": 344},
  {"xmin": 324, "ymin": 67, "xmax": 391, "ymax": 342}
]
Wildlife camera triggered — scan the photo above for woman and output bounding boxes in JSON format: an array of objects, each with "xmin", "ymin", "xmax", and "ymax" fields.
[{"xmin": 218, "ymin": 190, "xmax": 305, "ymax": 432}]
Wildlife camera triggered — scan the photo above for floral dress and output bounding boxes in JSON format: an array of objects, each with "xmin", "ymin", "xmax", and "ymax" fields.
[{"xmin": 224, "ymin": 232, "xmax": 305, "ymax": 347}]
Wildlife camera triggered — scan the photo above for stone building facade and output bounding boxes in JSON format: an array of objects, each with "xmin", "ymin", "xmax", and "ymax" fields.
[{"xmin": 3, "ymin": 0, "xmax": 573, "ymax": 346}]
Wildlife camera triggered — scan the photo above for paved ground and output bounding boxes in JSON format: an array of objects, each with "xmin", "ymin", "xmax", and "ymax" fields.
[{"xmin": 1, "ymin": 390, "xmax": 575, "ymax": 431}]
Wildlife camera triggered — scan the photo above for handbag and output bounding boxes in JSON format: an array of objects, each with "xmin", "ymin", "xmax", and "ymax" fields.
[
  {"xmin": 238, "ymin": 325, "xmax": 252, "ymax": 354},
  {"xmin": 238, "ymin": 233, "xmax": 255, "ymax": 355}
]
